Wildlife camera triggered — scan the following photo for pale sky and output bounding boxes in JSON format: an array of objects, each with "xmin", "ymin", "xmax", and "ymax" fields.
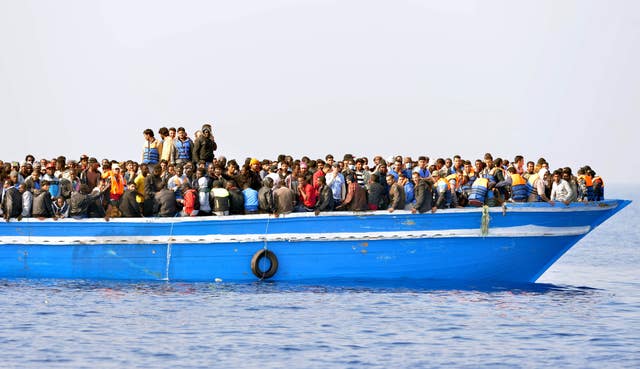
[{"xmin": 1, "ymin": 1, "xmax": 638, "ymax": 183}]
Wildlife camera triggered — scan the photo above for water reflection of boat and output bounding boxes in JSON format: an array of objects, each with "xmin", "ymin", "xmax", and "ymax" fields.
[{"xmin": 0, "ymin": 200, "xmax": 630, "ymax": 283}]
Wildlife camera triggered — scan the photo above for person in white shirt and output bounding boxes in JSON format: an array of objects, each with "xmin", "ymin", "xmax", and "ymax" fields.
[{"xmin": 550, "ymin": 169, "xmax": 573, "ymax": 206}]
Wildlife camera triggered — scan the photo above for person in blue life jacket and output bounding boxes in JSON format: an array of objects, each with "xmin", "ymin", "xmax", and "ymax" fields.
[
  {"xmin": 171, "ymin": 127, "xmax": 195, "ymax": 166},
  {"xmin": 142, "ymin": 128, "xmax": 163, "ymax": 171}
]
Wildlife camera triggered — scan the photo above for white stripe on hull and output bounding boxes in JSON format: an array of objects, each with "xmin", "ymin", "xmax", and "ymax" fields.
[{"xmin": 0, "ymin": 225, "xmax": 590, "ymax": 245}]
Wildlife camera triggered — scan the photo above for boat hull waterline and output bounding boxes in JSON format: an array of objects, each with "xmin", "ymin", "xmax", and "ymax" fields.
[{"xmin": 0, "ymin": 200, "xmax": 630, "ymax": 283}]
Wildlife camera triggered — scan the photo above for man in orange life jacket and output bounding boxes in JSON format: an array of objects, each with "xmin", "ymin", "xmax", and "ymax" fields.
[{"xmin": 496, "ymin": 166, "xmax": 528, "ymax": 202}]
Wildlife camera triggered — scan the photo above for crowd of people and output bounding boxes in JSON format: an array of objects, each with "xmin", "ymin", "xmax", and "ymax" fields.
[{"xmin": 0, "ymin": 124, "xmax": 605, "ymax": 221}]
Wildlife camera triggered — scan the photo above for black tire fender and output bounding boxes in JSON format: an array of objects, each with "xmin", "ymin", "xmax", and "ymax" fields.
[{"xmin": 250, "ymin": 249, "xmax": 278, "ymax": 279}]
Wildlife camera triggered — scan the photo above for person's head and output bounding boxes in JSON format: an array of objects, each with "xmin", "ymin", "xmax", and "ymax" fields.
[
  {"xmin": 393, "ymin": 161, "xmax": 403, "ymax": 173},
  {"xmin": 317, "ymin": 175, "xmax": 326, "ymax": 186},
  {"xmin": 177, "ymin": 127, "xmax": 187, "ymax": 140},
  {"xmin": 484, "ymin": 153, "xmax": 494, "ymax": 168},
  {"xmin": 463, "ymin": 160, "xmax": 472, "ymax": 173},
  {"xmin": 250, "ymin": 158, "xmax": 260, "ymax": 172},
  {"xmin": 55, "ymin": 196, "xmax": 65, "ymax": 207},
  {"xmin": 20, "ymin": 162, "xmax": 32, "ymax": 175},
  {"xmin": 412, "ymin": 171, "xmax": 420, "ymax": 184},
  {"xmin": 325, "ymin": 154, "xmax": 334, "ymax": 166},
  {"xmin": 174, "ymin": 165, "xmax": 184, "ymax": 176},
  {"xmin": 398, "ymin": 173, "xmax": 407, "ymax": 184},
  {"xmin": 378, "ymin": 163, "xmax": 387, "ymax": 174},
  {"xmin": 386, "ymin": 174, "xmax": 395, "ymax": 186},
  {"xmin": 418, "ymin": 156, "xmax": 428, "ymax": 169},
  {"xmin": 553, "ymin": 169, "xmax": 562, "ymax": 183},
  {"xmin": 262, "ymin": 177, "xmax": 274, "ymax": 189},
  {"xmin": 143, "ymin": 128, "xmax": 154, "ymax": 141},
  {"xmin": 300, "ymin": 162, "xmax": 308, "ymax": 174},
  {"xmin": 445, "ymin": 158, "xmax": 453, "ymax": 168},
  {"xmin": 136, "ymin": 163, "xmax": 147, "ymax": 176},
  {"xmin": 298, "ymin": 175, "xmax": 308, "ymax": 185},
  {"xmin": 41, "ymin": 180, "xmax": 50, "ymax": 189},
  {"xmin": 152, "ymin": 165, "xmax": 162, "ymax": 177},
  {"xmin": 112, "ymin": 163, "xmax": 121, "ymax": 174},
  {"xmin": 169, "ymin": 127, "xmax": 176, "ymax": 139},
  {"xmin": 453, "ymin": 155, "xmax": 461, "ymax": 168},
  {"xmin": 355, "ymin": 159, "xmax": 364, "ymax": 171},
  {"xmin": 158, "ymin": 127, "xmax": 169, "ymax": 139}
]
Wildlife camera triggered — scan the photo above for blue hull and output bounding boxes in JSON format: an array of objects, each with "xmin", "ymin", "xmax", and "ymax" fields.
[{"xmin": 0, "ymin": 200, "xmax": 630, "ymax": 283}]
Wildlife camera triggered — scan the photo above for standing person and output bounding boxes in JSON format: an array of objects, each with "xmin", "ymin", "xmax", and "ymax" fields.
[
  {"xmin": 258, "ymin": 177, "xmax": 275, "ymax": 214},
  {"xmin": 193, "ymin": 125, "xmax": 217, "ymax": 166},
  {"xmin": 273, "ymin": 181, "xmax": 295, "ymax": 215},
  {"xmin": 80, "ymin": 158, "xmax": 101, "ymax": 190},
  {"xmin": 134, "ymin": 164, "xmax": 149, "ymax": 211},
  {"xmin": 195, "ymin": 168, "xmax": 212, "ymax": 216},
  {"xmin": 550, "ymin": 169, "xmax": 573, "ymax": 206},
  {"xmin": 42, "ymin": 162, "xmax": 60, "ymax": 198},
  {"xmin": 527, "ymin": 168, "xmax": 553, "ymax": 203},
  {"xmin": 2, "ymin": 180, "xmax": 22, "ymax": 221},
  {"xmin": 210, "ymin": 180, "xmax": 230, "ymax": 216},
  {"xmin": 242, "ymin": 181, "xmax": 259, "ymax": 214},
  {"xmin": 411, "ymin": 172, "xmax": 434, "ymax": 214},
  {"xmin": 32, "ymin": 180, "xmax": 55, "ymax": 219},
  {"xmin": 314, "ymin": 176, "xmax": 334, "ymax": 214},
  {"xmin": 105, "ymin": 163, "xmax": 125, "ymax": 205},
  {"xmin": 325, "ymin": 163, "xmax": 346, "ymax": 209},
  {"xmin": 386, "ymin": 174, "xmax": 406, "ymax": 213},
  {"xmin": 142, "ymin": 128, "xmax": 163, "ymax": 171},
  {"xmin": 399, "ymin": 173, "xmax": 414, "ymax": 206},
  {"xmin": 247, "ymin": 158, "xmax": 263, "ymax": 191},
  {"xmin": 19, "ymin": 183, "xmax": 32, "ymax": 218},
  {"xmin": 172, "ymin": 127, "xmax": 194, "ymax": 166},
  {"xmin": 144, "ymin": 165, "xmax": 165, "ymax": 216},
  {"xmin": 296, "ymin": 176, "xmax": 317, "ymax": 212},
  {"xmin": 336, "ymin": 175, "xmax": 367, "ymax": 212},
  {"xmin": 159, "ymin": 127, "xmax": 174, "ymax": 164},
  {"xmin": 226, "ymin": 180, "xmax": 245, "ymax": 215},
  {"xmin": 181, "ymin": 182, "xmax": 199, "ymax": 217}
]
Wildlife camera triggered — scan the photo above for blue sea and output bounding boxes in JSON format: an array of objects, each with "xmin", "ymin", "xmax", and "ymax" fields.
[{"xmin": 0, "ymin": 185, "xmax": 638, "ymax": 369}]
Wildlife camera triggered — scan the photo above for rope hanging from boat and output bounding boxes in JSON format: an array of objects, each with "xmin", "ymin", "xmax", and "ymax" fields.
[
  {"xmin": 164, "ymin": 219, "xmax": 176, "ymax": 281},
  {"xmin": 481, "ymin": 205, "xmax": 491, "ymax": 236}
]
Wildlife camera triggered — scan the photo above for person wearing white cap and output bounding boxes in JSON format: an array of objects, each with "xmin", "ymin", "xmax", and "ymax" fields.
[{"xmin": 528, "ymin": 168, "xmax": 553, "ymax": 203}]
